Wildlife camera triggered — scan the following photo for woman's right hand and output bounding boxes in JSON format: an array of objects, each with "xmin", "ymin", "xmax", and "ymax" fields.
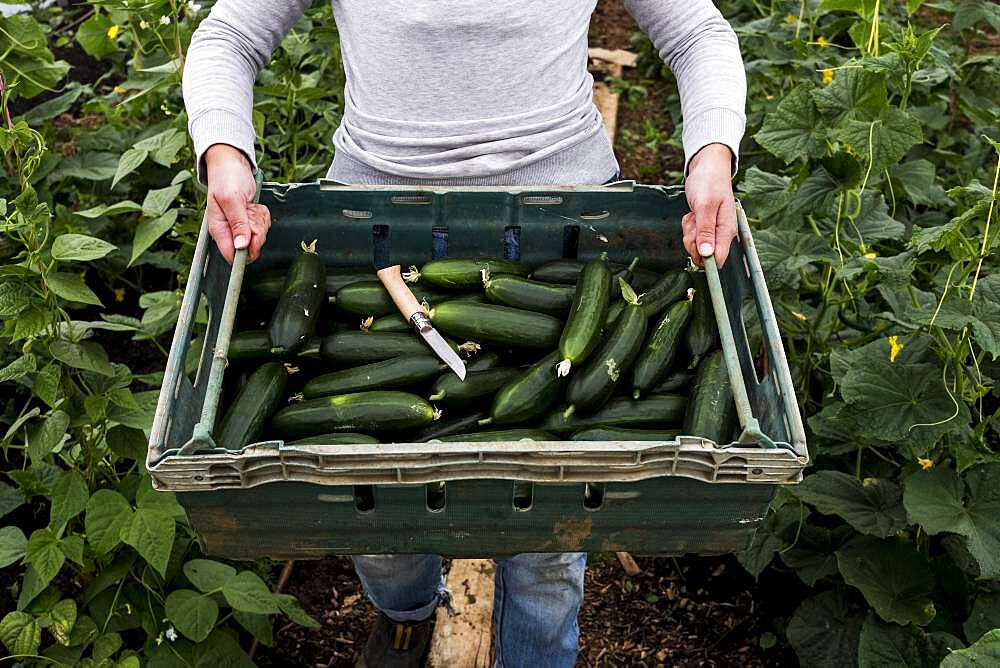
[{"xmin": 204, "ymin": 143, "xmax": 270, "ymax": 264}]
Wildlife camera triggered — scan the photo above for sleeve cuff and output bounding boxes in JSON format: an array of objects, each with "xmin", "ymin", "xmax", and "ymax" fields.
[
  {"xmin": 682, "ymin": 108, "xmax": 746, "ymax": 175},
  {"xmin": 188, "ymin": 109, "xmax": 258, "ymax": 184}
]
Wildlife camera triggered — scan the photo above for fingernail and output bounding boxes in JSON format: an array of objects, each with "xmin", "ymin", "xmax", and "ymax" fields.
[
  {"xmin": 234, "ymin": 234, "xmax": 248, "ymax": 249},
  {"xmin": 699, "ymin": 242, "xmax": 714, "ymax": 257}
]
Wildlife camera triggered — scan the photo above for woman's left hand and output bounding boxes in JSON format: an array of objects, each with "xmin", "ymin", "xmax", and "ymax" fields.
[{"xmin": 682, "ymin": 143, "xmax": 737, "ymax": 268}]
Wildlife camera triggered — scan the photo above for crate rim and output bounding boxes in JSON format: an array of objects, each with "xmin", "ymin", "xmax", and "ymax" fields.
[{"xmin": 147, "ymin": 181, "xmax": 808, "ymax": 493}]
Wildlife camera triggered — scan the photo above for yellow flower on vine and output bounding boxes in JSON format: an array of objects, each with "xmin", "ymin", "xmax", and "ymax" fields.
[
  {"xmin": 113, "ymin": 86, "xmax": 126, "ymax": 94},
  {"xmin": 864, "ymin": 252, "xmax": 877, "ymax": 260},
  {"xmin": 785, "ymin": 14, "xmax": 798, "ymax": 24},
  {"xmin": 889, "ymin": 335, "xmax": 903, "ymax": 363},
  {"xmin": 791, "ymin": 311, "xmax": 807, "ymax": 321},
  {"xmin": 817, "ymin": 35, "xmax": 829, "ymax": 48},
  {"xmin": 917, "ymin": 457, "xmax": 934, "ymax": 471},
  {"xmin": 822, "ymin": 69, "xmax": 834, "ymax": 85},
  {"xmin": 114, "ymin": 288, "xmax": 126, "ymax": 303},
  {"xmin": 107, "ymin": 24, "xmax": 120, "ymax": 39},
  {"xmin": 139, "ymin": 19, "xmax": 150, "ymax": 30}
]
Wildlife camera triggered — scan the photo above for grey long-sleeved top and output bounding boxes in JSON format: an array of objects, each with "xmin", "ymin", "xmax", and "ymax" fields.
[{"xmin": 183, "ymin": 0, "xmax": 746, "ymax": 186}]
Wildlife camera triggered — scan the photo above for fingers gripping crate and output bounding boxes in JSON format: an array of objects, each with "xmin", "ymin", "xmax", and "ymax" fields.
[{"xmin": 147, "ymin": 181, "xmax": 808, "ymax": 559}]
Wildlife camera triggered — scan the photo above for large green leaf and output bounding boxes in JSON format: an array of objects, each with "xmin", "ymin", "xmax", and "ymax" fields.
[
  {"xmin": 51, "ymin": 234, "xmax": 117, "ymax": 263},
  {"xmin": 275, "ymin": 593, "xmax": 320, "ymax": 629},
  {"xmin": 737, "ymin": 503, "xmax": 802, "ymax": 577},
  {"xmin": 24, "ymin": 528, "xmax": 65, "ymax": 588},
  {"xmin": 941, "ymin": 629, "xmax": 1000, "ymax": 667},
  {"xmin": 0, "ymin": 526, "xmax": 27, "ymax": 569},
  {"xmin": 165, "ymin": 590, "xmax": 219, "ymax": 643},
  {"xmin": 812, "ymin": 68, "xmax": 888, "ymax": 124},
  {"xmin": 903, "ymin": 464, "xmax": 1000, "ymax": 579},
  {"xmin": 26, "ymin": 409, "xmax": 69, "ymax": 462},
  {"xmin": 0, "ymin": 611, "xmax": 41, "ymax": 657},
  {"xmin": 130, "ymin": 209, "xmax": 178, "ymax": 266},
  {"xmin": 839, "ymin": 108, "xmax": 923, "ymax": 172},
  {"xmin": 787, "ymin": 590, "xmax": 864, "ymax": 668},
  {"xmin": 121, "ymin": 507, "xmax": 175, "ymax": 577},
  {"xmin": 754, "ymin": 83, "xmax": 827, "ymax": 163},
  {"xmin": 141, "ymin": 184, "xmax": 183, "ymax": 218},
  {"xmin": 751, "ymin": 229, "xmax": 833, "ymax": 290},
  {"xmin": 953, "ymin": 0, "xmax": 1000, "ymax": 31},
  {"xmin": 59, "ymin": 152, "xmax": 119, "ymax": 181},
  {"xmin": 49, "ymin": 599, "xmax": 77, "ymax": 646},
  {"xmin": 836, "ymin": 537, "xmax": 935, "ymax": 626},
  {"xmin": 779, "ymin": 523, "xmax": 854, "ymax": 586},
  {"xmin": 857, "ymin": 614, "xmax": 961, "ymax": 667},
  {"xmin": 190, "ymin": 628, "xmax": 256, "ymax": 667},
  {"xmin": 85, "ymin": 489, "xmax": 133, "ymax": 555},
  {"xmin": 964, "ymin": 592, "xmax": 1000, "ymax": 644},
  {"xmin": 233, "ymin": 611, "xmax": 273, "ymax": 647},
  {"xmin": 0, "ymin": 481, "xmax": 25, "ymax": 520},
  {"xmin": 222, "ymin": 572, "xmax": 280, "ymax": 614},
  {"xmin": 49, "ymin": 340, "xmax": 114, "ymax": 376},
  {"xmin": 184, "ymin": 559, "xmax": 237, "ymax": 594},
  {"xmin": 75, "ymin": 12, "xmax": 116, "ymax": 59},
  {"xmin": 889, "ymin": 160, "xmax": 945, "ymax": 206},
  {"xmin": 792, "ymin": 471, "xmax": 906, "ymax": 537},
  {"xmin": 112, "ymin": 148, "xmax": 149, "ymax": 188},
  {"xmin": 837, "ymin": 338, "xmax": 961, "ymax": 444},
  {"xmin": 45, "ymin": 272, "xmax": 102, "ymax": 307},
  {"xmin": 49, "ymin": 470, "xmax": 89, "ymax": 530},
  {"xmin": 0, "ymin": 354, "xmax": 37, "ymax": 384}
]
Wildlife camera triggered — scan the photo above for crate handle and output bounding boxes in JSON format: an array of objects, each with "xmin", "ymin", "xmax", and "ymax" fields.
[
  {"xmin": 702, "ymin": 252, "xmax": 771, "ymax": 448},
  {"xmin": 181, "ymin": 170, "xmax": 263, "ymax": 455}
]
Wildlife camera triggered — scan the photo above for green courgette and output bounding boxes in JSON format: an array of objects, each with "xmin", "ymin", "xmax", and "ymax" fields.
[
  {"xmin": 531, "ymin": 258, "xmax": 642, "ymax": 290},
  {"xmin": 571, "ymin": 427, "xmax": 676, "ymax": 441},
  {"xmin": 483, "ymin": 274, "xmax": 575, "ymax": 315},
  {"xmin": 429, "ymin": 367, "xmax": 522, "ymax": 405},
  {"xmin": 335, "ymin": 281, "xmax": 449, "ymax": 317},
  {"xmin": 685, "ymin": 270, "xmax": 718, "ymax": 359},
  {"xmin": 556, "ymin": 256, "xmax": 611, "ymax": 376},
  {"xmin": 539, "ymin": 394, "xmax": 688, "ymax": 435},
  {"xmin": 414, "ymin": 258, "xmax": 529, "ymax": 290},
  {"xmin": 631, "ymin": 296, "xmax": 693, "ymax": 399},
  {"xmin": 367, "ymin": 313, "xmax": 410, "ymax": 332},
  {"xmin": 467, "ymin": 351, "xmax": 502, "ymax": 371},
  {"xmin": 488, "ymin": 351, "xmax": 564, "ymax": 425},
  {"xmin": 604, "ymin": 300, "xmax": 625, "ymax": 328},
  {"xmin": 216, "ymin": 362, "xmax": 288, "ymax": 450},
  {"xmin": 430, "ymin": 301, "xmax": 562, "ymax": 349},
  {"xmin": 650, "ymin": 370, "xmax": 696, "ymax": 394},
  {"xmin": 640, "ymin": 270, "xmax": 691, "ymax": 319},
  {"xmin": 321, "ymin": 331, "xmax": 465, "ymax": 366},
  {"xmin": 683, "ymin": 350, "xmax": 736, "ymax": 443},
  {"xmin": 410, "ymin": 411, "xmax": 489, "ymax": 442},
  {"xmin": 268, "ymin": 240, "xmax": 327, "ymax": 354},
  {"xmin": 436, "ymin": 429, "xmax": 555, "ymax": 442},
  {"xmin": 303, "ymin": 355, "xmax": 445, "ymax": 398},
  {"xmin": 285, "ymin": 433, "xmax": 380, "ymax": 445},
  {"xmin": 565, "ymin": 279, "xmax": 647, "ymax": 415},
  {"xmin": 251, "ymin": 267, "xmax": 370, "ymax": 302},
  {"xmin": 271, "ymin": 391, "xmax": 436, "ymax": 438},
  {"xmin": 228, "ymin": 330, "xmax": 321, "ymax": 361}
]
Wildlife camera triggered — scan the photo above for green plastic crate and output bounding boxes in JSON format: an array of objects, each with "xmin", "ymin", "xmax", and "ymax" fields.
[{"xmin": 147, "ymin": 180, "xmax": 807, "ymax": 559}]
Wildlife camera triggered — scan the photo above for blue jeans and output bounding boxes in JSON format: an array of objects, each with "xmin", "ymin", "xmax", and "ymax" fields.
[{"xmin": 353, "ymin": 552, "xmax": 586, "ymax": 667}]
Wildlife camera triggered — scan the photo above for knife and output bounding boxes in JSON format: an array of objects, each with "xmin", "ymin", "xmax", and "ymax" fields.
[{"xmin": 376, "ymin": 264, "xmax": 467, "ymax": 380}]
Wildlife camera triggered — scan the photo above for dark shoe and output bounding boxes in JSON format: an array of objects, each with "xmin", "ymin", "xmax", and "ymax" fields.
[{"xmin": 355, "ymin": 613, "xmax": 434, "ymax": 667}]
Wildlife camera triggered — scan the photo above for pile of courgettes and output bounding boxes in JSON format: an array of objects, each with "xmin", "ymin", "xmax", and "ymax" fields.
[{"xmin": 215, "ymin": 250, "xmax": 739, "ymax": 450}]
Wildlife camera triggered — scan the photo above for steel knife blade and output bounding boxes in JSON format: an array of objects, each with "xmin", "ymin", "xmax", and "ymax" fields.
[{"xmin": 375, "ymin": 264, "xmax": 467, "ymax": 380}]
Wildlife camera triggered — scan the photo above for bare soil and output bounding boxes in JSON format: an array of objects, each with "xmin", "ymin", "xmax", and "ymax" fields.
[{"xmin": 254, "ymin": 554, "xmax": 798, "ymax": 667}]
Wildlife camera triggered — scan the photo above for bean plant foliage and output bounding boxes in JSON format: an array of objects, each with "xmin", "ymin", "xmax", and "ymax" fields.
[
  {"xmin": 0, "ymin": 0, "xmax": 997, "ymax": 665},
  {"xmin": 0, "ymin": 0, "xmax": 339, "ymax": 664}
]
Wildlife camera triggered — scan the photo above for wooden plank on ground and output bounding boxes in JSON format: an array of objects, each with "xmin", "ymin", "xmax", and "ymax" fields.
[
  {"xmin": 588, "ymin": 47, "xmax": 639, "ymax": 68},
  {"xmin": 428, "ymin": 559, "xmax": 496, "ymax": 668}
]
